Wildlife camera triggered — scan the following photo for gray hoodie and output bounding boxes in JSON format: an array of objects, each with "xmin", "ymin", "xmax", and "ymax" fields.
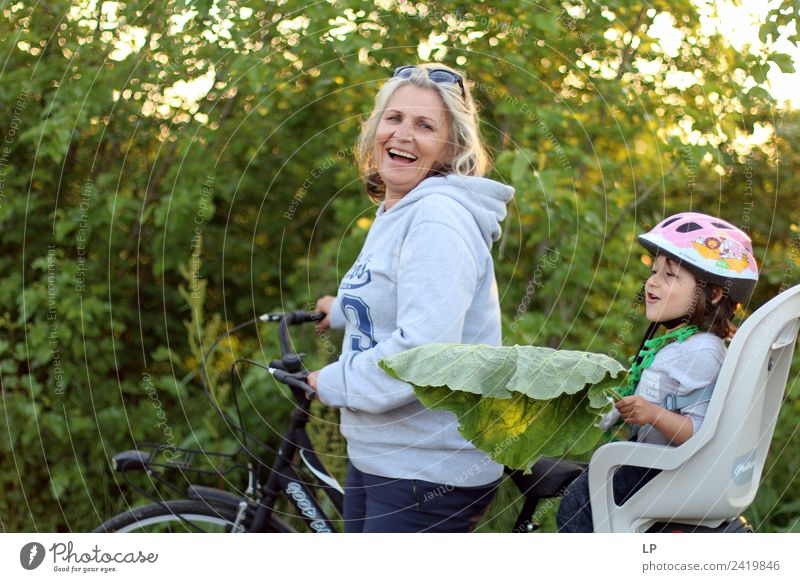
[{"xmin": 317, "ymin": 175, "xmax": 514, "ymax": 486}]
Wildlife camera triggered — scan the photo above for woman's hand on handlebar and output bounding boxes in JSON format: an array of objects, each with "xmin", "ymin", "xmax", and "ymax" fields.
[
  {"xmin": 314, "ymin": 295, "xmax": 336, "ymax": 331},
  {"xmin": 307, "ymin": 370, "xmax": 324, "ymax": 403},
  {"xmin": 309, "ymin": 297, "xmax": 334, "ymax": 401}
]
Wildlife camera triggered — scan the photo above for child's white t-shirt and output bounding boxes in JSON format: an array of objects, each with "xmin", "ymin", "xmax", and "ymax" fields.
[{"xmin": 634, "ymin": 332, "xmax": 726, "ymax": 446}]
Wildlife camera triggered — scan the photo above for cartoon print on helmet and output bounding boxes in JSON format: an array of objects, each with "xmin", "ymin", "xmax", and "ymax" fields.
[{"xmin": 691, "ymin": 234, "xmax": 750, "ymax": 273}]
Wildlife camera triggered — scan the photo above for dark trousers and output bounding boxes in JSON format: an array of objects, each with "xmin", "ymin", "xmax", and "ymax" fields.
[
  {"xmin": 342, "ymin": 462, "xmax": 499, "ymax": 533},
  {"xmin": 556, "ymin": 465, "xmax": 660, "ymax": 532}
]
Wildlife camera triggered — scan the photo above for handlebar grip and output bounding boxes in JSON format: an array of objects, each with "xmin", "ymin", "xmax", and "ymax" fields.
[
  {"xmin": 271, "ymin": 368, "xmax": 316, "ymax": 400},
  {"xmin": 284, "ymin": 310, "xmax": 325, "ymax": 325}
]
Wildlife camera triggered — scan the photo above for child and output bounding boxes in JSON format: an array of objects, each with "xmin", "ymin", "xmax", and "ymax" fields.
[{"xmin": 557, "ymin": 212, "xmax": 759, "ymax": 533}]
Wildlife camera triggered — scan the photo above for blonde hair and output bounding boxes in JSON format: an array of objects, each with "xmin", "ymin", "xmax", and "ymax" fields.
[{"xmin": 355, "ymin": 63, "xmax": 491, "ymax": 199}]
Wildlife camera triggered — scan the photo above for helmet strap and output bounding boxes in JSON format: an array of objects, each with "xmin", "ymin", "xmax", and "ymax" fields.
[
  {"xmin": 659, "ymin": 315, "xmax": 687, "ymax": 329},
  {"xmin": 633, "ymin": 321, "xmax": 661, "ymax": 359}
]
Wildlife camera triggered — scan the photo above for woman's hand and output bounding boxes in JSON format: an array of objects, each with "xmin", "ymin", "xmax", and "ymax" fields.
[
  {"xmin": 314, "ymin": 295, "xmax": 336, "ymax": 332},
  {"xmin": 615, "ymin": 395, "xmax": 657, "ymax": 426},
  {"xmin": 306, "ymin": 370, "xmax": 323, "ymax": 403}
]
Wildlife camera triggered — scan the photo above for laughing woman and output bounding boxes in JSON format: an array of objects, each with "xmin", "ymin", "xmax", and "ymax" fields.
[{"xmin": 307, "ymin": 64, "xmax": 514, "ymax": 532}]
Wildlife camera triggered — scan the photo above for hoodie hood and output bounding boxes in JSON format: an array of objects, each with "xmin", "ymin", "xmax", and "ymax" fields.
[{"xmin": 383, "ymin": 175, "xmax": 515, "ymax": 247}]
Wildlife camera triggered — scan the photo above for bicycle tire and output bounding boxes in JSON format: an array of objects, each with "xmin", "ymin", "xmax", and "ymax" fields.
[{"xmin": 93, "ymin": 500, "xmax": 292, "ymax": 533}]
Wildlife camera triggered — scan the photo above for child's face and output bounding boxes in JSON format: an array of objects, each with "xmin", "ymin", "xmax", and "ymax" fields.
[{"xmin": 645, "ymin": 255, "xmax": 698, "ymax": 324}]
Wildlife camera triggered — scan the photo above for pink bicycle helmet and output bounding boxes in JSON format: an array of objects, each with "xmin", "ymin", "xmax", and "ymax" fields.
[{"xmin": 638, "ymin": 212, "xmax": 759, "ymax": 304}]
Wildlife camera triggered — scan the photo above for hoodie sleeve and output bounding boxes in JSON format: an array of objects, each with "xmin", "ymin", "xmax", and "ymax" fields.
[
  {"xmin": 316, "ymin": 220, "xmax": 481, "ymax": 414},
  {"xmin": 328, "ymin": 296, "xmax": 347, "ymax": 330}
]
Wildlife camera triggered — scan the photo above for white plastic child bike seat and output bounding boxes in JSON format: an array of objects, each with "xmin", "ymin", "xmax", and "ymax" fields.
[{"xmin": 589, "ymin": 284, "xmax": 800, "ymax": 532}]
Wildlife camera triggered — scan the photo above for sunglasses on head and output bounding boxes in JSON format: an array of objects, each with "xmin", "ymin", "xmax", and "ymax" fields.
[{"xmin": 392, "ymin": 65, "xmax": 466, "ymax": 98}]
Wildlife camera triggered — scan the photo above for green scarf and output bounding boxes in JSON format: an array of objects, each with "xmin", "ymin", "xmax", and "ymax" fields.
[{"xmin": 609, "ymin": 325, "xmax": 701, "ymax": 400}]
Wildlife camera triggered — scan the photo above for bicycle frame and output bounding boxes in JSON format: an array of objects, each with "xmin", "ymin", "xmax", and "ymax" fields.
[
  {"xmin": 101, "ymin": 310, "xmax": 589, "ymax": 533},
  {"xmin": 249, "ymin": 397, "xmax": 343, "ymax": 533}
]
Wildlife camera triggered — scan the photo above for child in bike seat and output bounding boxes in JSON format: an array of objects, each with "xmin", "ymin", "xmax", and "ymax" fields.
[{"xmin": 557, "ymin": 212, "xmax": 759, "ymax": 533}]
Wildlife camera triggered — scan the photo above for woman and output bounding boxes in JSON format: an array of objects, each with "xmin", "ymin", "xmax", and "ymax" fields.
[{"xmin": 307, "ymin": 64, "xmax": 514, "ymax": 533}]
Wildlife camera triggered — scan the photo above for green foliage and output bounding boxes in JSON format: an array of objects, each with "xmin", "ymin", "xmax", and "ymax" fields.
[{"xmin": 1, "ymin": 0, "xmax": 798, "ymax": 532}]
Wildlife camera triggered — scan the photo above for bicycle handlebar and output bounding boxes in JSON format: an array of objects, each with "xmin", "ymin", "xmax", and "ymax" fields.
[
  {"xmin": 203, "ymin": 310, "xmax": 326, "ymax": 427},
  {"xmin": 285, "ymin": 310, "xmax": 325, "ymax": 325},
  {"xmin": 278, "ymin": 311, "xmax": 324, "ymax": 357},
  {"xmin": 269, "ymin": 367, "xmax": 315, "ymax": 401},
  {"xmin": 271, "ymin": 310, "xmax": 325, "ymax": 401},
  {"xmin": 258, "ymin": 310, "xmax": 324, "ymax": 325}
]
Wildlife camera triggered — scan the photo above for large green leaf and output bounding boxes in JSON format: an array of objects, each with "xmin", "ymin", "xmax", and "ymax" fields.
[{"xmin": 379, "ymin": 344, "xmax": 624, "ymax": 472}]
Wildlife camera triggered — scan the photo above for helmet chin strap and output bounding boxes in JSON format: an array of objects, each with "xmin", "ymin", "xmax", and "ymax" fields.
[
  {"xmin": 633, "ymin": 321, "xmax": 660, "ymax": 366},
  {"xmin": 659, "ymin": 316, "xmax": 687, "ymax": 330}
]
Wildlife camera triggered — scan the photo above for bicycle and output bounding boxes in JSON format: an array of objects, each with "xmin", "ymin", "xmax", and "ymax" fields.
[
  {"xmin": 92, "ymin": 310, "xmax": 588, "ymax": 533},
  {"xmin": 93, "ymin": 310, "xmax": 750, "ymax": 533}
]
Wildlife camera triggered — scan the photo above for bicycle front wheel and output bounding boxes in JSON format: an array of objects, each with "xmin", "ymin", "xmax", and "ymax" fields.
[{"xmin": 93, "ymin": 500, "xmax": 244, "ymax": 532}]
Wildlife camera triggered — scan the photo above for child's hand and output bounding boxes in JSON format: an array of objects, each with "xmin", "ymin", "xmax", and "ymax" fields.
[{"xmin": 615, "ymin": 395, "xmax": 657, "ymax": 426}]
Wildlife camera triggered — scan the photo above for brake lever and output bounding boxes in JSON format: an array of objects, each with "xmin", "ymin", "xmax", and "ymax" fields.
[
  {"xmin": 282, "ymin": 353, "xmax": 305, "ymax": 373},
  {"xmin": 270, "ymin": 353, "xmax": 307, "ymax": 372}
]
